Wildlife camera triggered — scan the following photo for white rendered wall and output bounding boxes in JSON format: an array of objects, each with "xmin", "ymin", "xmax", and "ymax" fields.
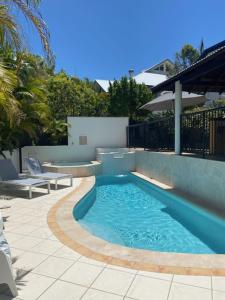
[
  {"xmin": 136, "ymin": 150, "xmax": 225, "ymax": 209},
  {"xmin": 68, "ymin": 117, "xmax": 128, "ymax": 148},
  {"xmin": 22, "ymin": 117, "xmax": 129, "ymax": 168}
]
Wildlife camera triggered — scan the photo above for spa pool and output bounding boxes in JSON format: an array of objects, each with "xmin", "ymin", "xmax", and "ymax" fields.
[{"xmin": 43, "ymin": 160, "xmax": 102, "ymax": 177}]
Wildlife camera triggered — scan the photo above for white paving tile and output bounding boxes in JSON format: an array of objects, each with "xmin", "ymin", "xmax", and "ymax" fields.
[
  {"xmin": 213, "ymin": 290, "xmax": 225, "ymax": 300},
  {"xmin": 4, "ymin": 232, "xmax": 25, "ymax": 244},
  {"xmin": 138, "ymin": 270, "xmax": 173, "ymax": 281},
  {"xmin": 53, "ymin": 245, "xmax": 81, "ymax": 261},
  {"xmin": 28, "ymin": 227, "xmax": 52, "ymax": 239},
  {"xmin": 168, "ymin": 282, "xmax": 211, "ymax": 300},
  {"xmin": 92, "ymin": 268, "xmax": 135, "ymax": 296},
  {"xmin": 82, "ymin": 288, "xmax": 123, "ymax": 300},
  {"xmin": 61, "ymin": 261, "xmax": 103, "ymax": 287},
  {"xmin": 33, "ymin": 256, "xmax": 74, "ymax": 279},
  {"xmin": 13, "ymin": 251, "xmax": 48, "ymax": 270},
  {"xmin": 31, "ymin": 239, "xmax": 63, "ymax": 255},
  {"xmin": 9, "ymin": 224, "xmax": 38, "ymax": 235},
  {"xmin": 107, "ymin": 264, "xmax": 137, "ymax": 274},
  {"xmin": 79, "ymin": 256, "xmax": 106, "ymax": 267},
  {"xmin": 38, "ymin": 280, "xmax": 87, "ymax": 300},
  {"xmin": 173, "ymin": 274, "xmax": 211, "ymax": 289},
  {"xmin": 10, "ymin": 236, "xmax": 43, "ymax": 251},
  {"xmin": 16, "ymin": 272, "xmax": 55, "ymax": 300},
  {"xmin": 127, "ymin": 275, "xmax": 171, "ymax": 300},
  {"xmin": 213, "ymin": 276, "xmax": 225, "ymax": 293}
]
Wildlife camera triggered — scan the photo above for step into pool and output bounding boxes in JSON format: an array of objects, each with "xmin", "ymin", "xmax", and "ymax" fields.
[{"xmin": 74, "ymin": 174, "xmax": 225, "ymax": 254}]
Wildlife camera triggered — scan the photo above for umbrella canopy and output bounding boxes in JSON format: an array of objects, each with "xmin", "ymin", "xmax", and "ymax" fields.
[{"xmin": 140, "ymin": 91, "xmax": 206, "ymax": 111}]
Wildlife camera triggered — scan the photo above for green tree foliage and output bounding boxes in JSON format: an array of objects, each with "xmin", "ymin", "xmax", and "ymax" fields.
[
  {"xmin": 172, "ymin": 44, "xmax": 200, "ymax": 74},
  {"xmin": 47, "ymin": 72, "xmax": 110, "ymax": 120},
  {"xmin": 108, "ymin": 77, "xmax": 152, "ymax": 121},
  {"xmin": 0, "ymin": 51, "xmax": 54, "ymax": 155}
]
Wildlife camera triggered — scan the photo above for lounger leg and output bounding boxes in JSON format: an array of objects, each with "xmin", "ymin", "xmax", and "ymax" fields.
[
  {"xmin": 29, "ymin": 186, "xmax": 32, "ymax": 199},
  {"xmin": 8, "ymin": 278, "xmax": 18, "ymax": 297},
  {"xmin": 47, "ymin": 182, "xmax": 50, "ymax": 194},
  {"xmin": 55, "ymin": 180, "xmax": 58, "ymax": 190},
  {"xmin": 70, "ymin": 176, "xmax": 73, "ymax": 187}
]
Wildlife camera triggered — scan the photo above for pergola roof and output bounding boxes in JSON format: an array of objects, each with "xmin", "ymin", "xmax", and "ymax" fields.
[{"xmin": 152, "ymin": 40, "xmax": 225, "ymax": 94}]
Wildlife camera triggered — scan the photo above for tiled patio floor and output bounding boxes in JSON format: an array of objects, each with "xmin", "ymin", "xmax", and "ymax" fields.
[{"xmin": 1, "ymin": 178, "xmax": 225, "ymax": 300}]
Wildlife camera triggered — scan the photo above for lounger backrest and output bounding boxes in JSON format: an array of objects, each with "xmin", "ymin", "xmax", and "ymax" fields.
[
  {"xmin": 25, "ymin": 158, "xmax": 43, "ymax": 175},
  {"xmin": 0, "ymin": 159, "xmax": 19, "ymax": 181}
]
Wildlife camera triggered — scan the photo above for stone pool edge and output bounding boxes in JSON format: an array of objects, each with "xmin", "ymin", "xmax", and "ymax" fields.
[{"xmin": 47, "ymin": 173, "xmax": 225, "ymax": 276}]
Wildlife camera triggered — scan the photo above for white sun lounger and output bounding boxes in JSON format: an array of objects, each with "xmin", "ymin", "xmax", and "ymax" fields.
[
  {"xmin": 25, "ymin": 158, "xmax": 73, "ymax": 190},
  {"xmin": 0, "ymin": 159, "xmax": 50, "ymax": 199},
  {"xmin": 0, "ymin": 211, "xmax": 18, "ymax": 297}
]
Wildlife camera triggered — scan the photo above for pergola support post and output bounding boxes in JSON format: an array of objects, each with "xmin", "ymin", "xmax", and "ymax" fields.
[{"xmin": 175, "ymin": 80, "xmax": 182, "ymax": 155}]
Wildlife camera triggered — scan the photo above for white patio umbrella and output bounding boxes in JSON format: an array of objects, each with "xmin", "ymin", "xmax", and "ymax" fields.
[{"xmin": 140, "ymin": 91, "xmax": 206, "ymax": 111}]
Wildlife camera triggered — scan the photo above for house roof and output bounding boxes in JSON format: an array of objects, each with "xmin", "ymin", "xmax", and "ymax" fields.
[
  {"xmin": 95, "ymin": 79, "xmax": 114, "ymax": 92},
  {"xmin": 143, "ymin": 59, "xmax": 174, "ymax": 73},
  {"xmin": 133, "ymin": 72, "xmax": 167, "ymax": 87},
  {"xmin": 95, "ymin": 72, "xmax": 167, "ymax": 92},
  {"xmin": 152, "ymin": 40, "xmax": 225, "ymax": 94}
]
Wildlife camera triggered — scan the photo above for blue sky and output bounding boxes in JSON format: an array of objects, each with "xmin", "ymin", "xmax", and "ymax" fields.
[{"xmin": 22, "ymin": 0, "xmax": 225, "ymax": 80}]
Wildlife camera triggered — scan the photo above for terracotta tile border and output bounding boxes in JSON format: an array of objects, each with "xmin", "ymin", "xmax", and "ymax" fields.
[{"xmin": 47, "ymin": 174, "xmax": 225, "ymax": 276}]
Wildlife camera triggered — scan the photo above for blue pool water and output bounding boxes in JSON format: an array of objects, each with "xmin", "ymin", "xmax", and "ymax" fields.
[{"xmin": 74, "ymin": 174, "xmax": 225, "ymax": 254}]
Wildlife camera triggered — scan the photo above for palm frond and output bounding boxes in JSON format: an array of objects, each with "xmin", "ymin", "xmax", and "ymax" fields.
[
  {"xmin": 0, "ymin": 63, "xmax": 21, "ymax": 125},
  {"xmin": 0, "ymin": 4, "xmax": 21, "ymax": 50},
  {"xmin": 11, "ymin": 0, "xmax": 52, "ymax": 61}
]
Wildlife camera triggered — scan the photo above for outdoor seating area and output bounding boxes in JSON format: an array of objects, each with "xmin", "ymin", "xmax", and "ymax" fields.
[
  {"xmin": 0, "ymin": 159, "xmax": 73, "ymax": 199},
  {"xmin": 0, "ymin": 160, "xmax": 50, "ymax": 200}
]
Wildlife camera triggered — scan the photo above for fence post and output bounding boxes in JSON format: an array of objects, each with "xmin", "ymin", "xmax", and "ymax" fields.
[
  {"xmin": 175, "ymin": 80, "xmax": 182, "ymax": 155},
  {"xmin": 180, "ymin": 114, "xmax": 182, "ymax": 155},
  {"xmin": 202, "ymin": 111, "xmax": 206, "ymax": 158},
  {"xmin": 143, "ymin": 123, "xmax": 146, "ymax": 150},
  {"xmin": 19, "ymin": 147, "xmax": 22, "ymax": 173},
  {"xmin": 126, "ymin": 127, "xmax": 129, "ymax": 148}
]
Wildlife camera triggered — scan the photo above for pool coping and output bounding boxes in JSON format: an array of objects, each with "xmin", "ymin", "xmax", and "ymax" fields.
[{"xmin": 47, "ymin": 173, "xmax": 225, "ymax": 276}]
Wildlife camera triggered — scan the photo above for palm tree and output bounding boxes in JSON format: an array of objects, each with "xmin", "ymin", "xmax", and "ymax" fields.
[{"xmin": 0, "ymin": 0, "xmax": 52, "ymax": 130}]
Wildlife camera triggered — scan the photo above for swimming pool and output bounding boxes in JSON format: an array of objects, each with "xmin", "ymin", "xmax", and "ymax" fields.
[{"xmin": 74, "ymin": 174, "xmax": 225, "ymax": 254}]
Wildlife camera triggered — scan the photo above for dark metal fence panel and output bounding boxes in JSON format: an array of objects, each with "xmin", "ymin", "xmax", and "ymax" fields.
[
  {"xmin": 145, "ymin": 117, "xmax": 174, "ymax": 150},
  {"xmin": 127, "ymin": 106, "xmax": 225, "ymax": 160},
  {"xmin": 181, "ymin": 106, "xmax": 225, "ymax": 158},
  {"xmin": 127, "ymin": 123, "xmax": 146, "ymax": 148},
  {"xmin": 127, "ymin": 117, "xmax": 175, "ymax": 150}
]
